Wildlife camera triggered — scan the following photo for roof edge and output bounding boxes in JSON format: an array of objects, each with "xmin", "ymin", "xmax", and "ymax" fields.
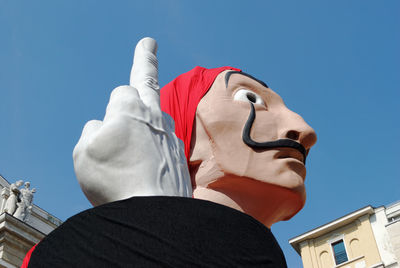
[{"xmin": 289, "ymin": 205, "xmax": 375, "ymax": 254}]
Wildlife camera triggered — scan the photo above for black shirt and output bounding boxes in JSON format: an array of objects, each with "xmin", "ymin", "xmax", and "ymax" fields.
[{"xmin": 28, "ymin": 196, "xmax": 287, "ymax": 268}]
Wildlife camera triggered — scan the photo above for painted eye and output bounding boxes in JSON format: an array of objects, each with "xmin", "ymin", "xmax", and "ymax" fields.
[{"xmin": 233, "ymin": 89, "xmax": 265, "ymax": 106}]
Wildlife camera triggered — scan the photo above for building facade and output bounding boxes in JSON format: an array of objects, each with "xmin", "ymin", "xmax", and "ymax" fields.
[
  {"xmin": 290, "ymin": 201, "xmax": 400, "ymax": 268},
  {"xmin": 0, "ymin": 174, "xmax": 62, "ymax": 267}
]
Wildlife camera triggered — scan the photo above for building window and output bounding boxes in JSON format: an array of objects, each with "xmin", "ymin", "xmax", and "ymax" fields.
[{"xmin": 332, "ymin": 240, "xmax": 348, "ymax": 265}]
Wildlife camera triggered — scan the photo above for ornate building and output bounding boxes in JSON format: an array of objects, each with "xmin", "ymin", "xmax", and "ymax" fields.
[
  {"xmin": 0, "ymin": 174, "xmax": 61, "ymax": 267},
  {"xmin": 290, "ymin": 201, "xmax": 400, "ymax": 268}
]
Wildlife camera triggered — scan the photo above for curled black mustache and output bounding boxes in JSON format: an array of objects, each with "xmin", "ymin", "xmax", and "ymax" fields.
[{"xmin": 242, "ymin": 103, "xmax": 307, "ymax": 164}]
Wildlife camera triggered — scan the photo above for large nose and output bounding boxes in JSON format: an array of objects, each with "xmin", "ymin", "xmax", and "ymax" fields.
[{"xmin": 277, "ymin": 108, "xmax": 317, "ymax": 150}]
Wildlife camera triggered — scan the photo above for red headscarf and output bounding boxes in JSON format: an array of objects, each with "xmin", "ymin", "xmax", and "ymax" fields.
[{"xmin": 160, "ymin": 66, "xmax": 241, "ymax": 163}]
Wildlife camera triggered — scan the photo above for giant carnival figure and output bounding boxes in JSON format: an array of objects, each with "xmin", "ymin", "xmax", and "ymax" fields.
[{"xmin": 22, "ymin": 38, "xmax": 317, "ymax": 267}]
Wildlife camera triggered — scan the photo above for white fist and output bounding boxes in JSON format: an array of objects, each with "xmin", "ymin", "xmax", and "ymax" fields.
[{"xmin": 73, "ymin": 38, "xmax": 192, "ymax": 206}]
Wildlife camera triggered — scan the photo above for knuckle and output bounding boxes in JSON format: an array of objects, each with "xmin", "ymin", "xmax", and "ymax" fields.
[
  {"xmin": 74, "ymin": 119, "xmax": 102, "ymax": 161},
  {"xmin": 110, "ymin": 86, "xmax": 139, "ymax": 102},
  {"xmin": 85, "ymin": 135, "xmax": 106, "ymax": 161},
  {"xmin": 72, "ymin": 143, "xmax": 82, "ymax": 162},
  {"xmin": 85, "ymin": 118, "xmax": 130, "ymax": 161},
  {"xmin": 143, "ymin": 76, "xmax": 159, "ymax": 90},
  {"xmin": 133, "ymin": 76, "xmax": 159, "ymax": 91},
  {"xmin": 107, "ymin": 86, "xmax": 144, "ymax": 116},
  {"xmin": 145, "ymin": 54, "xmax": 158, "ymax": 71},
  {"xmin": 83, "ymin": 120, "xmax": 101, "ymax": 133}
]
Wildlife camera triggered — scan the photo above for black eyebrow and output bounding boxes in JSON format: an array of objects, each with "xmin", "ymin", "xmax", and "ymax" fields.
[{"xmin": 224, "ymin": 71, "xmax": 269, "ymax": 89}]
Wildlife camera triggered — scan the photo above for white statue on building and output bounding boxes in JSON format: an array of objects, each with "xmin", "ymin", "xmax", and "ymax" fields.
[
  {"xmin": 3, "ymin": 180, "xmax": 24, "ymax": 215},
  {"xmin": 14, "ymin": 182, "xmax": 36, "ymax": 222}
]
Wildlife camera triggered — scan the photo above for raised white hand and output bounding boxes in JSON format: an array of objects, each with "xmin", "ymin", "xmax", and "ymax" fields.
[{"xmin": 73, "ymin": 38, "xmax": 192, "ymax": 206}]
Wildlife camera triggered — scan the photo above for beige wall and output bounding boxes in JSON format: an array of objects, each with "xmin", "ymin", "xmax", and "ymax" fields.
[{"xmin": 299, "ymin": 215, "xmax": 382, "ymax": 268}]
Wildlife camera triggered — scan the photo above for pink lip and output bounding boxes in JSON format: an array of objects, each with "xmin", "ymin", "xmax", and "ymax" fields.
[{"xmin": 275, "ymin": 149, "xmax": 305, "ymax": 163}]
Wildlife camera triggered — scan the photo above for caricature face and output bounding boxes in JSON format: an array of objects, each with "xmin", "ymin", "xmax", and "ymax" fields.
[{"xmin": 190, "ymin": 71, "xmax": 317, "ymax": 225}]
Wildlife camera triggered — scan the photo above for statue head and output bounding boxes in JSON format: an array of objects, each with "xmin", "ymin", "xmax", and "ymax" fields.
[
  {"xmin": 15, "ymin": 180, "xmax": 23, "ymax": 187},
  {"xmin": 24, "ymin": 182, "xmax": 30, "ymax": 189},
  {"xmin": 161, "ymin": 67, "xmax": 317, "ymax": 227}
]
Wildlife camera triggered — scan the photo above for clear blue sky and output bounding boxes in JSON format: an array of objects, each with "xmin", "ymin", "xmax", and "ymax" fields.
[{"xmin": 1, "ymin": 1, "xmax": 399, "ymax": 266}]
